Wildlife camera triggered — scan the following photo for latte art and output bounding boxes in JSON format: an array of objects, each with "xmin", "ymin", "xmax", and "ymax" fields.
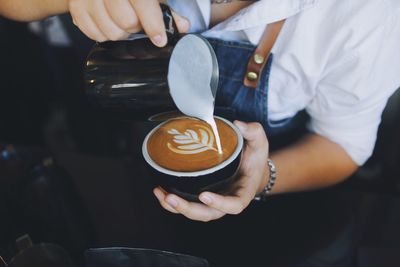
[
  {"xmin": 147, "ymin": 117, "xmax": 238, "ymax": 172},
  {"xmin": 167, "ymin": 125, "xmax": 217, "ymax": 155}
]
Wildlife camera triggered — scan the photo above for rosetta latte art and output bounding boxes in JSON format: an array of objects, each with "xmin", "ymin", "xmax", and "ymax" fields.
[
  {"xmin": 146, "ymin": 117, "xmax": 237, "ymax": 172},
  {"xmin": 167, "ymin": 124, "xmax": 218, "ymax": 155}
]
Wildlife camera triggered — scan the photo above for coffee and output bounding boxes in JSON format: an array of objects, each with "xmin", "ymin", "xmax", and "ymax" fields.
[
  {"xmin": 143, "ymin": 116, "xmax": 243, "ymax": 201},
  {"xmin": 148, "ymin": 111, "xmax": 185, "ymax": 122},
  {"xmin": 146, "ymin": 117, "xmax": 238, "ymax": 172}
]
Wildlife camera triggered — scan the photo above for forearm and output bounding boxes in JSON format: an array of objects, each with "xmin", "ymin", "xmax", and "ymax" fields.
[
  {"xmin": 267, "ymin": 133, "xmax": 359, "ymax": 195},
  {"xmin": 0, "ymin": 0, "xmax": 68, "ymax": 21},
  {"xmin": 210, "ymin": 1, "xmax": 253, "ymax": 27}
]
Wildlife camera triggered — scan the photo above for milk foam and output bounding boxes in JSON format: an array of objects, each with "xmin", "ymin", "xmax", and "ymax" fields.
[{"xmin": 205, "ymin": 117, "xmax": 223, "ymax": 154}]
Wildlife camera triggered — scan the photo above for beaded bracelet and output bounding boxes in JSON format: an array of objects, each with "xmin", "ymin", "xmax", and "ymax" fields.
[{"xmin": 254, "ymin": 159, "xmax": 277, "ymax": 201}]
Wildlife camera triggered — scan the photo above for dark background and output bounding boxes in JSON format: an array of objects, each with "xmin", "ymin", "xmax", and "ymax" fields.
[{"xmin": 1, "ymin": 16, "xmax": 400, "ymax": 267}]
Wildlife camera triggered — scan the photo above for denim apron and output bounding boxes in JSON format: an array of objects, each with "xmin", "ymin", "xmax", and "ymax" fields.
[
  {"xmin": 208, "ymin": 38, "xmax": 309, "ymax": 148},
  {"xmin": 197, "ymin": 39, "xmax": 354, "ymax": 267}
]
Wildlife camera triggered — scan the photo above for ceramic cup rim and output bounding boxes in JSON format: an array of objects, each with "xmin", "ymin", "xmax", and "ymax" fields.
[{"xmin": 142, "ymin": 116, "xmax": 244, "ymax": 177}]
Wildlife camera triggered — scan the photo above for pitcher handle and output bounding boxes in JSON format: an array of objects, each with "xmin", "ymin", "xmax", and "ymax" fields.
[{"xmin": 160, "ymin": 3, "xmax": 180, "ymax": 45}]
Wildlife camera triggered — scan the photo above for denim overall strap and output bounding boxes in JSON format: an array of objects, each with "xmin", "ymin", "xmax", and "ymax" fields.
[
  {"xmin": 207, "ymin": 38, "xmax": 309, "ymax": 140},
  {"xmin": 208, "ymin": 39, "xmax": 270, "ymax": 123}
]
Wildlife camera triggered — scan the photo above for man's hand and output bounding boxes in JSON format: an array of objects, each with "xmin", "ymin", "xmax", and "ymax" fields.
[
  {"xmin": 68, "ymin": 0, "xmax": 190, "ymax": 45},
  {"xmin": 153, "ymin": 121, "xmax": 270, "ymax": 222}
]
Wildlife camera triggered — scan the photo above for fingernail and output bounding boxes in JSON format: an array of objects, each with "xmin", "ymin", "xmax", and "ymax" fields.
[
  {"xmin": 235, "ymin": 121, "xmax": 247, "ymax": 132},
  {"xmin": 167, "ymin": 197, "xmax": 178, "ymax": 208},
  {"xmin": 200, "ymin": 194, "xmax": 212, "ymax": 205},
  {"xmin": 153, "ymin": 188, "xmax": 161, "ymax": 198},
  {"xmin": 152, "ymin": 34, "xmax": 166, "ymax": 47}
]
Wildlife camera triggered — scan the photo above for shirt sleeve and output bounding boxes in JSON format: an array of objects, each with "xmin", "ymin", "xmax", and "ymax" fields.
[
  {"xmin": 168, "ymin": 0, "xmax": 208, "ymax": 32},
  {"xmin": 306, "ymin": 12, "xmax": 400, "ymax": 166}
]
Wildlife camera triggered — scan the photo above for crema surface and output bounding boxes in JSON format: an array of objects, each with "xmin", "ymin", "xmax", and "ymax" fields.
[{"xmin": 147, "ymin": 117, "xmax": 238, "ymax": 172}]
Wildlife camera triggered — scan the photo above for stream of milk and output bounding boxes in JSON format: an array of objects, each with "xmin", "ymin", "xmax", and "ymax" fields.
[{"xmin": 205, "ymin": 117, "xmax": 223, "ymax": 154}]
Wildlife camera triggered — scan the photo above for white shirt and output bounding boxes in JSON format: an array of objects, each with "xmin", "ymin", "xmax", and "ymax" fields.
[{"xmin": 168, "ymin": 0, "xmax": 400, "ymax": 165}]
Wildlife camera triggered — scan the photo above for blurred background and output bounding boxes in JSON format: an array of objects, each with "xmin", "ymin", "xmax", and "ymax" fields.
[{"xmin": 1, "ymin": 15, "xmax": 400, "ymax": 267}]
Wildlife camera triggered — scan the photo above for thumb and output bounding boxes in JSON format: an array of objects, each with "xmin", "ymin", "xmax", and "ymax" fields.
[
  {"xmin": 234, "ymin": 121, "xmax": 267, "ymax": 150},
  {"xmin": 171, "ymin": 10, "xmax": 191, "ymax": 33}
]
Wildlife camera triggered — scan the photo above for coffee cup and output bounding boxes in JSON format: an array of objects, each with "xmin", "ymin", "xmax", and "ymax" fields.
[{"xmin": 142, "ymin": 116, "xmax": 243, "ymax": 201}]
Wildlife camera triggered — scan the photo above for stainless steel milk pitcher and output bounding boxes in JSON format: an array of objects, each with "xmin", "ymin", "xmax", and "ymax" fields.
[{"xmin": 84, "ymin": 4, "xmax": 180, "ymax": 120}]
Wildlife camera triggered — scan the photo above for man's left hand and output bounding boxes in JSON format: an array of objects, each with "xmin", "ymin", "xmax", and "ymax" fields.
[{"xmin": 153, "ymin": 121, "xmax": 270, "ymax": 222}]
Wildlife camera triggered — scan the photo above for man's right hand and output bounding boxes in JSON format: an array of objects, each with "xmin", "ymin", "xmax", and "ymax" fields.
[{"xmin": 68, "ymin": 0, "xmax": 190, "ymax": 46}]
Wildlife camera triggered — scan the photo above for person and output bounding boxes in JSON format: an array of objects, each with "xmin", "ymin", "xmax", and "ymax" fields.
[
  {"xmin": 150, "ymin": 0, "xmax": 400, "ymax": 223},
  {"xmin": 1, "ymin": 0, "xmax": 400, "ymax": 265}
]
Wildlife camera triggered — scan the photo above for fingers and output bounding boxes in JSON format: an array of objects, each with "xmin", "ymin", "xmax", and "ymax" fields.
[
  {"xmin": 153, "ymin": 187, "xmax": 179, "ymax": 214},
  {"xmin": 69, "ymin": 0, "xmax": 129, "ymax": 42},
  {"xmin": 104, "ymin": 0, "xmax": 141, "ymax": 33},
  {"xmin": 69, "ymin": 0, "xmax": 107, "ymax": 42},
  {"xmin": 153, "ymin": 187, "xmax": 226, "ymax": 222},
  {"xmin": 234, "ymin": 121, "xmax": 268, "ymax": 149},
  {"xmin": 171, "ymin": 10, "xmax": 190, "ymax": 33},
  {"xmin": 130, "ymin": 0, "xmax": 166, "ymax": 47},
  {"xmin": 198, "ymin": 189, "xmax": 252, "ymax": 215},
  {"xmin": 70, "ymin": 0, "xmax": 189, "ymax": 43},
  {"xmin": 90, "ymin": 0, "xmax": 130, "ymax": 41},
  {"xmin": 166, "ymin": 194, "xmax": 226, "ymax": 222}
]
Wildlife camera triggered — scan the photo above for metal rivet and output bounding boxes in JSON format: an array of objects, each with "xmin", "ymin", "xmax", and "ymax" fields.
[
  {"xmin": 253, "ymin": 54, "xmax": 264, "ymax": 65},
  {"xmin": 247, "ymin": 71, "xmax": 258, "ymax": 81}
]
